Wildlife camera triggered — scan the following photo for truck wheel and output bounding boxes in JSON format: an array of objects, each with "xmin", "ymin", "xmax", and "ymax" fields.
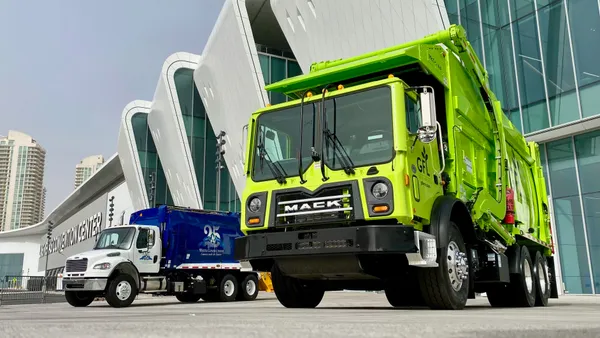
[
  {"xmin": 176, "ymin": 292, "xmax": 202, "ymax": 303},
  {"xmin": 201, "ymin": 289, "xmax": 220, "ymax": 302},
  {"xmin": 105, "ymin": 274, "xmax": 138, "ymax": 308},
  {"xmin": 534, "ymin": 251, "xmax": 550, "ymax": 306},
  {"xmin": 65, "ymin": 291, "xmax": 95, "ymax": 307},
  {"xmin": 218, "ymin": 274, "xmax": 238, "ymax": 302},
  {"xmin": 512, "ymin": 245, "xmax": 537, "ymax": 307},
  {"xmin": 384, "ymin": 271, "xmax": 425, "ymax": 307},
  {"xmin": 271, "ymin": 264, "xmax": 324, "ymax": 308},
  {"xmin": 487, "ymin": 245, "xmax": 537, "ymax": 308},
  {"xmin": 237, "ymin": 274, "xmax": 259, "ymax": 301},
  {"xmin": 417, "ymin": 221, "xmax": 469, "ymax": 310}
]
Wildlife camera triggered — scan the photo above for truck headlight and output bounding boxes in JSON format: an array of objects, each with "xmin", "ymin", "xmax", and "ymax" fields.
[
  {"xmin": 371, "ymin": 182, "xmax": 389, "ymax": 199},
  {"xmin": 93, "ymin": 263, "xmax": 111, "ymax": 270},
  {"xmin": 248, "ymin": 197, "xmax": 262, "ymax": 212}
]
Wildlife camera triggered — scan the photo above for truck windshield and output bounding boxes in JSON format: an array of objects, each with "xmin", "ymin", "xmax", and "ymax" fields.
[
  {"xmin": 252, "ymin": 86, "xmax": 393, "ymax": 181},
  {"xmin": 94, "ymin": 227, "xmax": 136, "ymax": 250}
]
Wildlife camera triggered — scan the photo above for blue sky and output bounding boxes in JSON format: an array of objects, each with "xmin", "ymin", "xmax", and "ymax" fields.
[{"xmin": 0, "ymin": 0, "xmax": 224, "ymax": 214}]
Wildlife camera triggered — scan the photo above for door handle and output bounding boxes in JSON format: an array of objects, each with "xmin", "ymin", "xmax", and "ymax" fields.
[{"xmin": 153, "ymin": 255, "xmax": 158, "ymax": 263}]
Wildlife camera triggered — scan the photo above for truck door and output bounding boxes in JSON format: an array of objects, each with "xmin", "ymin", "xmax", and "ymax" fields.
[
  {"xmin": 405, "ymin": 92, "xmax": 443, "ymax": 220},
  {"xmin": 134, "ymin": 227, "xmax": 161, "ymax": 274}
]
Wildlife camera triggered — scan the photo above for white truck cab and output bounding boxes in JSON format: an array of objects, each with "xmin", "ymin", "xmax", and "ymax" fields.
[{"xmin": 62, "ymin": 224, "xmax": 163, "ymax": 307}]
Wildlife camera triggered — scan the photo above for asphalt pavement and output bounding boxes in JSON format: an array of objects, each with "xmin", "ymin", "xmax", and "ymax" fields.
[{"xmin": 1, "ymin": 292, "xmax": 599, "ymax": 338}]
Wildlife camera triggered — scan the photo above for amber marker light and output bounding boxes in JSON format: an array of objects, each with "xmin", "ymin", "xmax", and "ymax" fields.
[
  {"xmin": 373, "ymin": 205, "xmax": 389, "ymax": 213},
  {"xmin": 248, "ymin": 217, "xmax": 261, "ymax": 225}
]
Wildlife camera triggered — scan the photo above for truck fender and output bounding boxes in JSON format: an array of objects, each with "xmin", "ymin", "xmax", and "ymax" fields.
[
  {"xmin": 109, "ymin": 261, "xmax": 141, "ymax": 290},
  {"xmin": 428, "ymin": 195, "xmax": 476, "ymax": 248},
  {"xmin": 505, "ymin": 244, "xmax": 522, "ymax": 275}
]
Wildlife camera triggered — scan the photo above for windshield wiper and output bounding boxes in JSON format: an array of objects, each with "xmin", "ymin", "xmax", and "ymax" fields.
[
  {"xmin": 258, "ymin": 140, "xmax": 287, "ymax": 184},
  {"xmin": 297, "ymin": 90, "xmax": 311, "ymax": 184},
  {"xmin": 322, "ymin": 97, "xmax": 355, "ymax": 175}
]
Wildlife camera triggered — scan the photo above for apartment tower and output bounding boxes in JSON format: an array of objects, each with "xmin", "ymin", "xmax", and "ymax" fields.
[
  {"xmin": 74, "ymin": 155, "xmax": 104, "ymax": 189},
  {"xmin": 0, "ymin": 131, "xmax": 46, "ymax": 232}
]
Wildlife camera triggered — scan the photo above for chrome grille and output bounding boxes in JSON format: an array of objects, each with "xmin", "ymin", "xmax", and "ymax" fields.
[
  {"xmin": 65, "ymin": 258, "xmax": 88, "ymax": 272},
  {"xmin": 275, "ymin": 185, "xmax": 355, "ymax": 226}
]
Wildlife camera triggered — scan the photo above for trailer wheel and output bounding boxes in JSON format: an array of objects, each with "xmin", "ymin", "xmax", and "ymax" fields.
[
  {"xmin": 218, "ymin": 274, "xmax": 238, "ymax": 302},
  {"xmin": 105, "ymin": 274, "xmax": 138, "ymax": 308},
  {"xmin": 65, "ymin": 291, "xmax": 95, "ymax": 307},
  {"xmin": 533, "ymin": 251, "xmax": 550, "ymax": 307},
  {"xmin": 271, "ymin": 263, "xmax": 324, "ymax": 308},
  {"xmin": 176, "ymin": 292, "xmax": 202, "ymax": 303},
  {"xmin": 417, "ymin": 221, "xmax": 469, "ymax": 310},
  {"xmin": 237, "ymin": 274, "xmax": 259, "ymax": 301}
]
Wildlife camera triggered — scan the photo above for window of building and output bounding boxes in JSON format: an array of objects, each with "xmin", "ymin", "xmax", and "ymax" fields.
[
  {"xmin": 131, "ymin": 112, "xmax": 174, "ymax": 207},
  {"xmin": 173, "ymin": 68, "xmax": 240, "ymax": 212}
]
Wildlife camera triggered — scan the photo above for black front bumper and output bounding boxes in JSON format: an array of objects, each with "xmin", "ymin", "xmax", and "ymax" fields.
[{"xmin": 234, "ymin": 225, "xmax": 418, "ymax": 261}]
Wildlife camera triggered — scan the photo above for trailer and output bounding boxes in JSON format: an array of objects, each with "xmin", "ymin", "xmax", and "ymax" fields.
[{"xmin": 62, "ymin": 205, "xmax": 260, "ymax": 308}]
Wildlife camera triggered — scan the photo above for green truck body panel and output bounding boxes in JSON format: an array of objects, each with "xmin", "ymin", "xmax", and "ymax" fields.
[{"xmin": 240, "ymin": 24, "xmax": 553, "ymax": 256}]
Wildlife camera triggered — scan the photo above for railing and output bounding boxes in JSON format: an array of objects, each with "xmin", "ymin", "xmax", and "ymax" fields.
[{"xmin": 0, "ymin": 275, "xmax": 65, "ymax": 306}]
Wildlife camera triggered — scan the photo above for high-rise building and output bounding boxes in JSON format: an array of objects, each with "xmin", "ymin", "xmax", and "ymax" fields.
[
  {"xmin": 444, "ymin": 0, "xmax": 600, "ymax": 294},
  {"xmin": 0, "ymin": 130, "xmax": 46, "ymax": 232},
  {"xmin": 74, "ymin": 155, "xmax": 104, "ymax": 189}
]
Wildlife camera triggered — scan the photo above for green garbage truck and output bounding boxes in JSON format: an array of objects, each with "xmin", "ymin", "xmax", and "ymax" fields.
[{"xmin": 233, "ymin": 24, "xmax": 558, "ymax": 310}]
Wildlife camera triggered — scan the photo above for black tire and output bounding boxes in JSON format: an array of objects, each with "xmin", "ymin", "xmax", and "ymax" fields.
[
  {"xmin": 65, "ymin": 291, "xmax": 95, "ymax": 307},
  {"xmin": 417, "ymin": 221, "xmax": 469, "ymax": 310},
  {"xmin": 384, "ymin": 270, "xmax": 426, "ymax": 308},
  {"xmin": 271, "ymin": 263, "xmax": 324, "ymax": 308},
  {"xmin": 218, "ymin": 274, "xmax": 238, "ymax": 302},
  {"xmin": 176, "ymin": 292, "xmax": 202, "ymax": 303},
  {"xmin": 512, "ymin": 245, "xmax": 537, "ymax": 307},
  {"xmin": 105, "ymin": 274, "xmax": 138, "ymax": 308},
  {"xmin": 201, "ymin": 289, "xmax": 220, "ymax": 302},
  {"xmin": 487, "ymin": 245, "xmax": 536, "ymax": 308},
  {"xmin": 533, "ymin": 251, "xmax": 550, "ymax": 307},
  {"xmin": 237, "ymin": 274, "xmax": 259, "ymax": 301}
]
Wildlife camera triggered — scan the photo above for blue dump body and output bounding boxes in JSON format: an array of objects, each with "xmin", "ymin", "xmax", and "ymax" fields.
[{"xmin": 129, "ymin": 205, "xmax": 244, "ymax": 270}]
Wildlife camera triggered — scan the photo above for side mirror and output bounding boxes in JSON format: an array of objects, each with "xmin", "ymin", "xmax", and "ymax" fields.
[
  {"xmin": 418, "ymin": 87, "xmax": 438, "ymax": 144},
  {"xmin": 241, "ymin": 124, "xmax": 249, "ymax": 166}
]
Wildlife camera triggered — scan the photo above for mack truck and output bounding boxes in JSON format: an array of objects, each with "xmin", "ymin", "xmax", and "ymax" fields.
[
  {"xmin": 233, "ymin": 24, "xmax": 559, "ymax": 310},
  {"xmin": 61, "ymin": 205, "xmax": 260, "ymax": 308}
]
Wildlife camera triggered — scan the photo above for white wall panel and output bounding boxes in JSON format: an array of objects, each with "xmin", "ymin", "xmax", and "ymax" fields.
[
  {"xmin": 193, "ymin": 0, "xmax": 270, "ymax": 197},
  {"xmin": 117, "ymin": 100, "xmax": 152, "ymax": 211},
  {"xmin": 270, "ymin": 0, "xmax": 450, "ymax": 73},
  {"xmin": 148, "ymin": 53, "xmax": 202, "ymax": 209}
]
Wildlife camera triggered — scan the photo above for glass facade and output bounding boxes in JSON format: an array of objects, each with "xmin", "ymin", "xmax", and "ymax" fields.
[
  {"xmin": 130, "ymin": 112, "xmax": 174, "ymax": 207},
  {"xmin": 258, "ymin": 53, "xmax": 302, "ymax": 105},
  {"xmin": 173, "ymin": 68, "xmax": 240, "ymax": 212},
  {"xmin": 446, "ymin": 0, "xmax": 600, "ymax": 134},
  {"xmin": 445, "ymin": 0, "xmax": 600, "ymax": 294}
]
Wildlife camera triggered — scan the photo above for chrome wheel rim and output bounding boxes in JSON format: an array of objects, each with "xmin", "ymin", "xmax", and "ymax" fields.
[
  {"xmin": 246, "ymin": 279, "xmax": 256, "ymax": 296},
  {"xmin": 524, "ymin": 259, "xmax": 534, "ymax": 294},
  {"xmin": 116, "ymin": 281, "xmax": 132, "ymax": 301},
  {"xmin": 447, "ymin": 241, "xmax": 469, "ymax": 292},
  {"xmin": 223, "ymin": 280, "xmax": 235, "ymax": 297}
]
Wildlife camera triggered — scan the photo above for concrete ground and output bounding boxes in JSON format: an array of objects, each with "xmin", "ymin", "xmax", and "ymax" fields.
[{"xmin": 1, "ymin": 292, "xmax": 599, "ymax": 338}]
